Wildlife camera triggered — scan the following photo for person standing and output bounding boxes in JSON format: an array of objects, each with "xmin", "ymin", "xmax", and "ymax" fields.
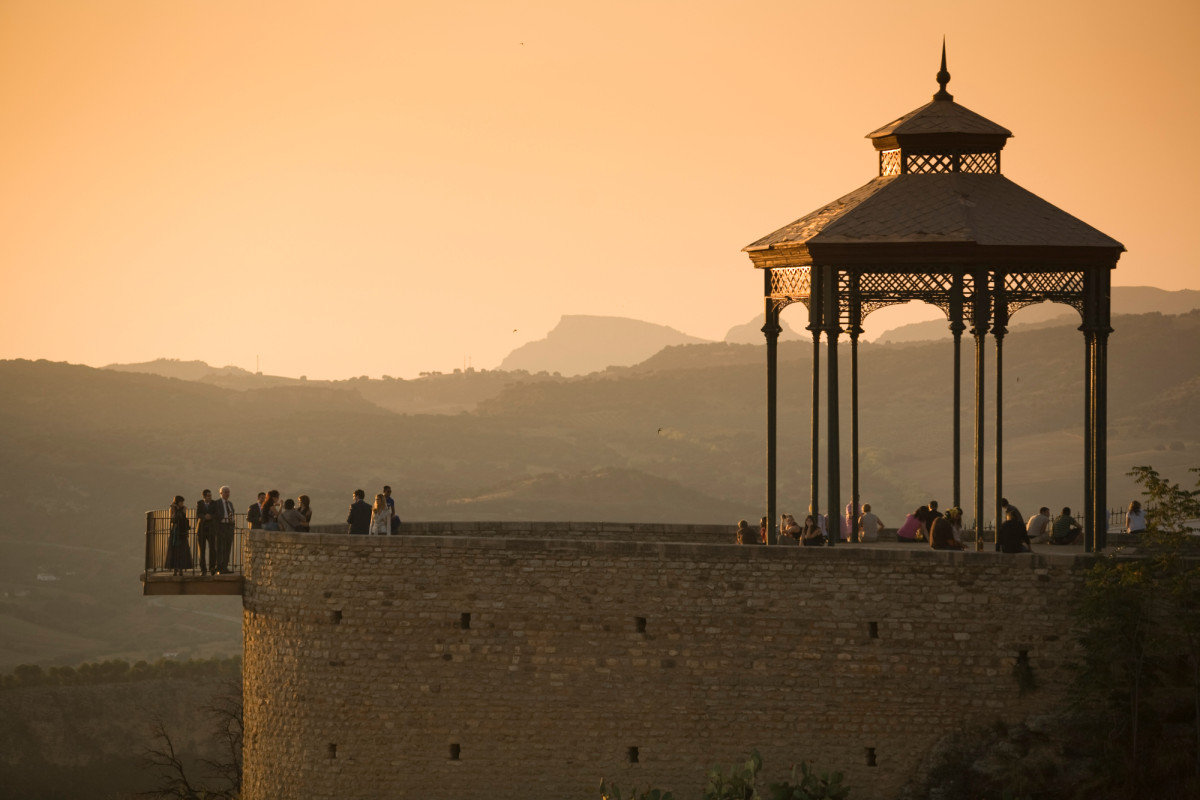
[
  {"xmin": 347, "ymin": 489, "xmax": 372, "ymax": 535},
  {"xmin": 383, "ymin": 485, "xmax": 400, "ymax": 534},
  {"xmin": 1125, "ymin": 500, "xmax": 1146, "ymax": 535},
  {"xmin": 165, "ymin": 495, "xmax": 193, "ymax": 576},
  {"xmin": 279, "ymin": 498, "xmax": 308, "ymax": 532},
  {"xmin": 216, "ymin": 486, "xmax": 236, "ymax": 575},
  {"xmin": 297, "ymin": 495, "xmax": 313, "ymax": 532},
  {"xmin": 369, "ymin": 493, "xmax": 391, "ymax": 535},
  {"xmin": 195, "ymin": 489, "xmax": 219, "ymax": 576},
  {"xmin": 1026, "ymin": 507, "xmax": 1051, "ymax": 545},
  {"xmin": 857, "ymin": 504, "xmax": 884, "ymax": 542},
  {"xmin": 247, "ymin": 492, "xmax": 266, "ymax": 530},
  {"xmin": 261, "ymin": 490, "xmax": 281, "ymax": 531}
]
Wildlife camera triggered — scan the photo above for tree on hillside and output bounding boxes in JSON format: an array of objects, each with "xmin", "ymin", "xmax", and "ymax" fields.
[
  {"xmin": 1072, "ymin": 466, "xmax": 1200, "ymax": 796},
  {"xmin": 142, "ymin": 679, "xmax": 242, "ymax": 799}
]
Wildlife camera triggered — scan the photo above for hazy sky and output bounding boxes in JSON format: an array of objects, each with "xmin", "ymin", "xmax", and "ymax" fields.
[{"xmin": 2, "ymin": 0, "xmax": 1197, "ymax": 380}]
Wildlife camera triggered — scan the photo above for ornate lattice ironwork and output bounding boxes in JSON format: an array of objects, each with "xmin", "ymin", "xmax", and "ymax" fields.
[
  {"xmin": 1003, "ymin": 271, "xmax": 1085, "ymax": 318},
  {"xmin": 958, "ymin": 152, "xmax": 999, "ymax": 173},
  {"xmin": 837, "ymin": 270, "xmax": 958, "ymax": 328},
  {"xmin": 770, "ymin": 267, "xmax": 810, "ymax": 300},
  {"xmin": 879, "ymin": 149, "xmax": 901, "ymax": 176},
  {"xmin": 906, "ymin": 153, "xmax": 955, "ymax": 174},
  {"xmin": 883, "ymin": 151, "xmax": 1001, "ymax": 175}
]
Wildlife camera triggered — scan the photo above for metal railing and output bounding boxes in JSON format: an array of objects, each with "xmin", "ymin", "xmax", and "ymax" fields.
[
  {"xmin": 144, "ymin": 509, "xmax": 247, "ymax": 576},
  {"xmin": 969, "ymin": 507, "xmax": 1144, "ymax": 536}
]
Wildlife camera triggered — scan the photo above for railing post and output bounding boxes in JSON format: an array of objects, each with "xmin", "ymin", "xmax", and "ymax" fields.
[{"xmin": 145, "ymin": 511, "xmax": 154, "ymax": 574}]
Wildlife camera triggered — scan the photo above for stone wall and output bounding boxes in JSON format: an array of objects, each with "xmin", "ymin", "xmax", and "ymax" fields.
[
  {"xmin": 241, "ymin": 528, "xmax": 1089, "ymax": 800},
  {"xmin": 307, "ymin": 520, "xmax": 737, "ymax": 544}
]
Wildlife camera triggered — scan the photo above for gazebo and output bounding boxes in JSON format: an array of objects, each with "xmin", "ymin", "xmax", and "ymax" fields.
[{"xmin": 744, "ymin": 47, "xmax": 1124, "ymax": 549}]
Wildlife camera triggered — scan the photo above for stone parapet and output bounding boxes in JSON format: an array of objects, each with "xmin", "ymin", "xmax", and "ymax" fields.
[{"xmin": 242, "ymin": 529, "xmax": 1091, "ymax": 799}]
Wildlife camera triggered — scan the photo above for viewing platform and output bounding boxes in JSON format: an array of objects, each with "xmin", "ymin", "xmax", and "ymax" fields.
[{"xmin": 141, "ymin": 510, "xmax": 1137, "ymax": 598}]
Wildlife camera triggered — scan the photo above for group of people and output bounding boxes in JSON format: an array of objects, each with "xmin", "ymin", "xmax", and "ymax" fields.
[
  {"xmin": 739, "ymin": 495, "xmax": 1136, "ymax": 552},
  {"xmin": 246, "ymin": 489, "xmax": 314, "ymax": 533},
  {"xmin": 735, "ymin": 503, "xmax": 886, "ymax": 547},
  {"xmin": 346, "ymin": 486, "xmax": 401, "ymax": 535},
  {"xmin": 163, "ymin": 483, "xmax": 406, "ymax": 576},
  {"xmin": 164, "ymin": 487, "xmax": 239, "ymax": 576}
]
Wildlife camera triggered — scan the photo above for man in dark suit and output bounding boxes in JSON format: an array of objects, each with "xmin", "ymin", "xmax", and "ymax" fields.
[
  {"xmin": 347, "ymin": 489, "xmax": 372, "ymax": 535},
  {"xmin": 196, "ymin": 489, "xmax": 219, "ymax": 575},
  {"xmin": 216, "ymin": 485, "xmax": 236, "ymax": 575},
  {"xmin": 247, "ymin": 492, "xmax": 265, "ymax": 529}
]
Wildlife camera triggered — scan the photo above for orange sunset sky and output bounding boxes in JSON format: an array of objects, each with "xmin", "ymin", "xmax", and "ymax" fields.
[{"xmin": 1, "ymin": 0, "xmax": 1197, "ymax": 380}]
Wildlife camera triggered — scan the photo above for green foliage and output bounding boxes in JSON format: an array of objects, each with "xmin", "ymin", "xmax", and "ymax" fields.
[
  {"xmin": 601, "ymin": 751, "xmax": 850, "ymax": 800},
  {"xmin": 704, "ymin": 749, "xmax": 763, "ymax": 799},
  {"xmin": 1069, "ymin": 465, "xmax": 1200, "ymax": 793},
  {"xmin": 599, "ymin": 779, "xmax": 673, "ymax": 800},
  {"xmin": 767, "ymin": 761, "xmax": 849, "ymax": 800},
  {"xmin": 0, "ymin": 656, "xmax": 242, "ymax": 689}
]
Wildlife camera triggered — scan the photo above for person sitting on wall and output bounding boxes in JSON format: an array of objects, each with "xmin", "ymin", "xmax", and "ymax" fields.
[
  {"xmin": 1049, "ymin": 507, "xmax": 1083, "ymax": 545},
  {"xmin": 1125, "ymin": 500, "xmax": 1146, "ymax": 535},
  {"xmin": 800, "ymin": 514, "xmax": 825, "ymax": 547},
  {"xmin": 778, "ymin": 513, "xmax": 801, "ymax": 545},
  {"xmin": 758, "ymin": 516, "xmax": 768, "ymax": 545},
  {"xmin": 1026, "ymin": 507, "xmax": 1052, "ymax": 544},
  {"xmin": 944, "ymin": 506, "xmax": 966, "ymax": 547},
  {"xmin": 736, "ymin": 519, "xmax": 760, "ymax": 545},
  {"xmin": 929, "ymin": 511, "xmax": 965, "ymax": 550},
  {"xmin": 895, "ymin": 507, "xmax": 927, "ymax": 543},
  {"xmin": 997, "ymin": 507, "xmax": 1033, "ymax": 553},
  {"xmin": 857, "ymin": 504, "xmax": 884, "ymax": 542}
]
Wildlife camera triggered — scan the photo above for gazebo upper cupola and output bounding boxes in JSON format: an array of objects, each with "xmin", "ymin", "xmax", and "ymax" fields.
[{"xmin": 868, "ymin": 45, "xmax": 1012, "ymax": 177}]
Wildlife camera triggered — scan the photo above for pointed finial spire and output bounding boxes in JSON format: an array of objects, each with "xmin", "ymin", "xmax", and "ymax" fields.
[{"xmin": 933, "ymin": 38, "xmax": 953, "ymax": 101}]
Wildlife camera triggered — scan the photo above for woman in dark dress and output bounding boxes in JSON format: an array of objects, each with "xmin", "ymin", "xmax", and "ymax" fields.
[
  {"xmin": 165, "ymin": 495, "xmax": 193, "ymax": 575},
  {"xmin": 297, "ymin": 495, "xmax": 313, "ymax": 532}
]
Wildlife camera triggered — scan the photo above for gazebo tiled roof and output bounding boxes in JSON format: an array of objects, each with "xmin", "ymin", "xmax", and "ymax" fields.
[
  {"xmin": 744, "ymin": 173, "xmax": 1124, "ymax": 259},
  {"xmin": 866, "ymin": 99, "xmax": 1012, "ymax": 139}
]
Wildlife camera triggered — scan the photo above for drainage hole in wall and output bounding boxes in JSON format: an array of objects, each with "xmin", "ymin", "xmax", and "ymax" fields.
[
  {"xmin": 330, "ymin": 610, "xmax": 342, "ymax": 625},
  {"xmin": 865, "ymin": 747, "xmax": 876, "ymax": 767},
  {"xmin": 460, "ymin": 613, "xmax": 471, "ymax": 630},
  {"xmin": 449, "ymin": 743, "xmax": 461, "ymax": 761},
  {"xmin": 327, "ymin": 743, "xmax": 337, "ymax": 759},
  {"xmin": 868, "ymin": 621, "xmax": 879, "ymax": 639},
  {"xmin": 635, "ymin": 616, "xmax": 647, "ymax": 634},
  {"xmin": 627, "ymin": 746, "xmax": 639, "ymax": 764}
]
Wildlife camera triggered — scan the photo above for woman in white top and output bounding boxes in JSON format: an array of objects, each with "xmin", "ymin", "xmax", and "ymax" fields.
[
  {"xmin": 369, "ymin": 493, "xmax": 391, "ymax": 535},
  {"xmin": 1125, "ymin": 500, "xmax": 1146, "ymax": 534}
]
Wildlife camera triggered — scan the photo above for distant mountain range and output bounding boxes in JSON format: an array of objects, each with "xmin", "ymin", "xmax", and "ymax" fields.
[
  {"xmin": 103, "ymin": 288, "xmax": 1200, "ymax": 381},
  {"xmin": 4, "ymin": 309, "xmax": 1200, "ymax": 675},
  {"xmin": 499, "ymin": 315, "xmax": 710, "ymax": 376}
]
